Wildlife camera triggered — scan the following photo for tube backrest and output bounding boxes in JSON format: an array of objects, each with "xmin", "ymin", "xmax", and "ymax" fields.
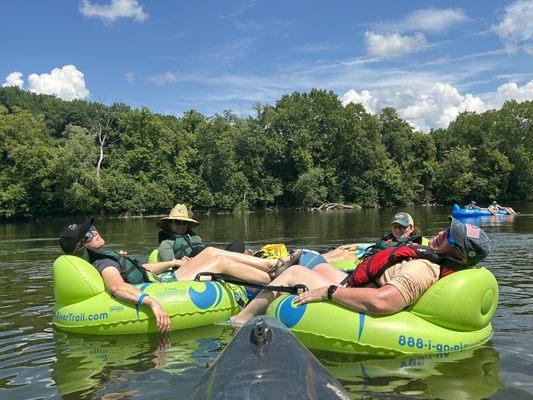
[
  {"xmin": 53, "ymin": 255, "xmax": 105, "ymax": 306},
  {"xmin": 409, "ymin": 268, "xmax": 498, "ymax": 331}
]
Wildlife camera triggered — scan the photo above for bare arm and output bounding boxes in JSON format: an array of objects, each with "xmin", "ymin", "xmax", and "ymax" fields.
[
  {"xmin": 293, "ymin": 284, "xmax": 408, "ymax": 314},
  {"xmin": 101, "ymin": 267, "xmax": 171, "ymax": 332},
  {"xmin": 338, "ymin": 243, "xmax": 361, "ymax": 251},
  {"xmin": 142, "ymin": 259, "xmax": 182, "ymax": 274}
]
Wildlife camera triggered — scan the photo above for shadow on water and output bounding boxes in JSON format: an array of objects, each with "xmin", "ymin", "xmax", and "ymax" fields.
[{"xmin": 52, "ymin": 325, "xmax": 234, "ymax": 399}]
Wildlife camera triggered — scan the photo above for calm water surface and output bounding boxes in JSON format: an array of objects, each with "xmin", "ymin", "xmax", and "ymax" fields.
[{"xmin": 1, "ymin": 206, "xmax": 532, "ymax": 399}]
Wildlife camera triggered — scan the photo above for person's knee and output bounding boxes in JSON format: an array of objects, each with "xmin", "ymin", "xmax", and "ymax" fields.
[
  {"xmin": 281, "ymin": 264, "xmax": 308, "ymax": 280},
  {"xmin": 211, "ymin": 253, "xmax": 227, "ymax": 268},
  {"xmin": 202, "ymin": 246, "xmax": 218, "ymax": 257}
]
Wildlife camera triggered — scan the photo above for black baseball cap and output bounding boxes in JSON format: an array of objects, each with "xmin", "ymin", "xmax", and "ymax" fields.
[
  {"xmin": 59, "ymin": 217, "xmax": 94, "ymax": 254},
  {"xmin": 447, "ymin": 217, "xmax": 491, "ymax": 266}
]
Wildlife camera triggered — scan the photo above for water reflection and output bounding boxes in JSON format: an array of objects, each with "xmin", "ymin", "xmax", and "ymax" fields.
[
  {"xmin": 317, "ymin": 346, "xmax": 505, "ymax": 399},
  {"xmin": 52, "ymin": 325, "xmax": 234, "ymax": 399},
  {"xmin": 52, "ymin": 326, "xmax": 507, "ymax": 400}
]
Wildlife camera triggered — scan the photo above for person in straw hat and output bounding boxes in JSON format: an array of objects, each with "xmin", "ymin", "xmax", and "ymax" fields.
[
  {"xmin": 157, "ymin": 204, "xmax": 206, "ymax": 262},
  {"xmin": 156, "ymin": 203, "xmax": 302, "ymax": 283},
  {"xmin": 157, "ymin": 204, "xmax": 251, "ymax": 263}
]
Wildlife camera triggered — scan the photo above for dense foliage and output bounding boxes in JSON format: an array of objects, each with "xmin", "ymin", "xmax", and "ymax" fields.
[{"xmin": 0, "ymin": 87, "xmax": 531, "ymax": 218}]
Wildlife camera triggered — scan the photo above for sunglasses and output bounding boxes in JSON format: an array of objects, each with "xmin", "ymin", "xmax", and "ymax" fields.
[
  {"xmin": 83, "ymin": 226, "xmax": 97, "ymax": 242},
  {"xmin": 445, "ymin": 228, "xmax": 467, "ymax": 259},
  {"xmin": 445, "ymin": 227, "xmax": 455, "ymax": 246}
]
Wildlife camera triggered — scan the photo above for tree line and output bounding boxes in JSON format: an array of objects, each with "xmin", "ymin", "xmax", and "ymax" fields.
[{"xmin": 0, "ymin": 86, "xmax": 531, "ymax": 218}]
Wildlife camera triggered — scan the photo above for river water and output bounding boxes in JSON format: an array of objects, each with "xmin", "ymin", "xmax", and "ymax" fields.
[{"xmin": 0, "ymin": 205, "xmax": 532, "ymax": 399}]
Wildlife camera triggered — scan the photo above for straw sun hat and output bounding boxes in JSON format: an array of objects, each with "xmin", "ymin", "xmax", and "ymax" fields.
[{"xmin": 157, "ymin": 204, "xmax": 199, "ymax": 229}]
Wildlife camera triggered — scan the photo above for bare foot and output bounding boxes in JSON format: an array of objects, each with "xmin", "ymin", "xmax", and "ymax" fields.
[{"xmin": 269, "ymin": 249, "xmax": 302, "ymax": 279}]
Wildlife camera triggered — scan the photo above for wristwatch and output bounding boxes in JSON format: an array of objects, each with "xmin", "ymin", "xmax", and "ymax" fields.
[{"xmin": 327, "ymin": 285, "xmax": 338, "ymax": 301}]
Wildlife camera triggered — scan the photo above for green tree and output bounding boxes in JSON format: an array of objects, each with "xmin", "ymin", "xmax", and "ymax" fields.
[
  {"xmin": 432, "ymin": 146, "xmax": 477, "ymax": 203},
  {"xmin": 0, "ymin": 107, "xmax": 55, "ymax": 217}
]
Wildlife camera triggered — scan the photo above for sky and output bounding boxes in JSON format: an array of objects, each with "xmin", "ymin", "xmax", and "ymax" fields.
[{"xmin": 1, "ymin": 0, "xmax": 532, "ymax": 132}]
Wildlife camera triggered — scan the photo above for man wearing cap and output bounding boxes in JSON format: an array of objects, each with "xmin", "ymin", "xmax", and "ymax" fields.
[
  {"xmin": 60, "ymin": 219, "xmax": 302, "ymax": 331},
  {"xmin": 322, "ymin": 212, "xmax": 420, "ymax": 263},
  {"xmin": 232, "ymin": 218, "xmax": 491, "ymax": 325},
  {"xmin": 59, "ymin": 219, "xmax": 183, "ymax": 332}
]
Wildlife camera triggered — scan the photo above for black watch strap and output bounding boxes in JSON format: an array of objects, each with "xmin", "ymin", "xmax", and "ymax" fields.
[{"xmin": 327, "ymin": 285, "xmax": 338, "ymax": 301}]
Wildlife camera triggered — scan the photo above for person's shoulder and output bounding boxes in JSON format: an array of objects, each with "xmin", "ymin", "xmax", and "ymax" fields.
[
  {"xmin": 92, "ymin": 257, "xmax": 120, "ymax": 273},
  {"xmin": 159, "ymin": 239, "xmax": 174, "ymax": 247},
  {"xmin": 377, "ymin": 232, "xmax": 393, "ymax": 241},
  {"xmin": 400, "ymin": 259, "xmax": 440, "ymax": 281}
]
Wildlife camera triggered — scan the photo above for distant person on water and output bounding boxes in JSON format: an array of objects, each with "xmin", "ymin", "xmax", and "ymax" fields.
[
  {"xmin": 466, "ymin": 201, "xmax": 482, "ymax": 211},
  {"xmin": 488, "ymin": 201, "xmax": 517, "ymax": 215},
  {"xmin": 322, "ymin": 212, "xmax": 422, "ymax": 263},
  {"xmin": 157, "ymin": 203, "xmax": 250, "ymax": 262},
  {"xmin": 232, "ymin": 218, "xmax": 491, "ymax": 325},
  {"xmin": 59, "ymin": 219, "xmax": 301, "ymax": 331}
]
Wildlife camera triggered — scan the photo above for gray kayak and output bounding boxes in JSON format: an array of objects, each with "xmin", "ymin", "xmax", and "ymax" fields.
[{"xmin": 187, "ymin": 316, "xmax": 350, "ymax": 400}]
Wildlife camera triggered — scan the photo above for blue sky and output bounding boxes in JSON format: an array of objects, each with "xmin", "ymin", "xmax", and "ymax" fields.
[{"xmin": 1, "ymin": 0, "xmax": 532, "ymax": 131}]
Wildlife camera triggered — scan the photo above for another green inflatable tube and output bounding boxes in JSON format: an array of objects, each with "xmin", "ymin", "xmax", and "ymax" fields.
[
  {"xmin": 53, "ymin": 255, "xmax": 247, "ymax": 334},
  {"xmin": 148, "ymin": 249, "xmax": 160, "ymax": 263},
  {"xmin": 266, "ymin": 268, "xmax": 497, "ymax": 355}
]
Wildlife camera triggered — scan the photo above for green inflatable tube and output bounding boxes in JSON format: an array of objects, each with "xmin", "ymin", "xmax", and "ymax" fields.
[
  {"xmin": 266, "ymin": 268, "xmax": 498, "ymax": 355},
  {"xmin": 53, "ymin": 255, "xmax": 247, "ymax": 334},
  {"xmin": 148, "ymin": 249, "xmax": 160, "ymax": 263}
]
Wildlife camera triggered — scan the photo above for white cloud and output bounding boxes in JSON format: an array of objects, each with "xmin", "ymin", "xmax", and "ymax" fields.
[
  {"xmin": 342, "ymin": 80, "xmax": 533, "ymax": 132},
  {"xmin": 489, "ymin": 80, "xmax": 533, "ymax": 107},
  {"xmin": 342, "ymin": 83, "xmax": 485, "ymax": 132},
  {"xmin": 342, "ymin": 89, "xmax": 379, "ymax": 113},
  {"xmin": 149, "ymin": 72, "xmax": 177, "ymax": 85},
  {"xmin": 2, "ymin": 72, "xmax": 24, "ymax": 88},
  {"xmin": 80, "ymin": 0, "xmax": 148, "ymax": 23},
  {"xmin": 381, "ymin": 8, "xmax": 470, "ymax": 34},
  {"xmin": 365, "ymin": 31, "xmax": 428, "ymax": 58},
  {"xmin": 493, "ymin": 0, "xmax": 533, "ymax": 54},
  {"xmin": 27, "ymin": 65, "xmax": 89, "ymax": 100},
  {"xmin": 124, "ymin": 72, "xmax": 135, "ymax": 83}
]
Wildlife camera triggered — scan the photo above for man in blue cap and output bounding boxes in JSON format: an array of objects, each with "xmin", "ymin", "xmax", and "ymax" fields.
[{"xmin": 233, "ymin": 217, "xmax": 491, "ymax": 325}]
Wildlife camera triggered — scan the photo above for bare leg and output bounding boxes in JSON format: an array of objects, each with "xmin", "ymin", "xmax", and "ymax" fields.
[
  {"xmin": 323, "ymin": 248, "xmax": 357, "ymax": 263},
  {"xmin": 175, "ymin": 254, "xmax": 271, "ymax": 284},
  {"xmin": 190, "ymin": 247, "xmax": 277, "ymax": 272},
  {"xmin": 233, "ymin": 264, "xmax": 347, "ymax": 324},
  {"xmin": 312, "ymin": 263, "xmax": 349, "ymax": 282}
]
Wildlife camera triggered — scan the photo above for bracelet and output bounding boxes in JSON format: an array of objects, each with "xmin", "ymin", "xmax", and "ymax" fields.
[
  {"xmin": 327, "ymin": 285, "xmax": 338, "ymax": 301},
  {"xmin": 137, "ymin": 293, "xmax": 149, "ymax": 305}
]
